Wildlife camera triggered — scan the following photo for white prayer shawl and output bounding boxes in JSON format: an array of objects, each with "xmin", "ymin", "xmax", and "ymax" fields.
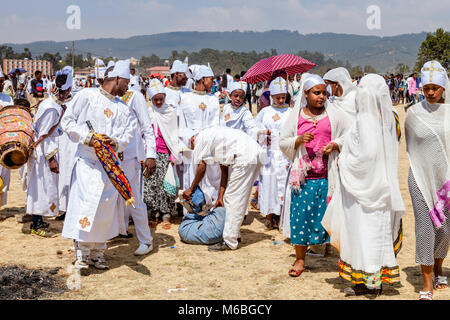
[
  {"xmin": 405, "ymin": 99, "xmax": 450, "ymax": 228},
  {"xmin": 323, "ymin": 67, "xmax": 358, "ymax": 119},
  {"xmin": 148, "ymin": 102, "xmax": 180, "ymax": 161},
  {"xmin": 219, "ymin": 103, "xmax": 257, "ymax": 139},
  {"xmin": 25, "ymin": 97, "xmax": 62, "ymax": 216},
  {"xmin": 61, "ymin": 88, "xmax": 136, "ymax": 242},
  {"xmin": 0, "ymin": 93, "xmax": 13, "ymax": 205},
  {"xmin": 121, "ymin": 90, "xmax": 157, "ymax": 161},
  {"xmin": 255, "ymin": 105, "xmax": 291, "ymax": 216},
  {"xmin": 178, "ymin": 91, "xmax": 220, "ymax": 204},
  {"xmin": 165, "ymin": 85, "xmax": 191, "ymax": 118},
  {"xmin": 293, "ymin": 73, "xmax": 312, "ymax": 109},
  {"xmin": 322, "ymin": 74, "xmax": 405, "ymax": 251},
  {"xmin": 279, "ymin": 102, "xmax": 350, "ymax": 238}
]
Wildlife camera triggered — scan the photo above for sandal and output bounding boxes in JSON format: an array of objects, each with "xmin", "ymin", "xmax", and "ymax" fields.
[
  {"xmin": 419, "ymin": 291, "xmax": 433, "ymax": 300},
  {"xmin": 434, "ymin": 275, "xmax": 448, "ymax": 290},
  {"xmin": 161, "ymin": 217, "xmax": 172, "ymax": 230},
  {"xmin": 288, "ymin": 267, "xmax": 305, "ymax": 277}
]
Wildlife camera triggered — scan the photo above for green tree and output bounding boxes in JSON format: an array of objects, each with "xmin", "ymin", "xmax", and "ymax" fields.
[{"xmin": 415, "ymin": 28, "xmax": 450, "ymax": 70}]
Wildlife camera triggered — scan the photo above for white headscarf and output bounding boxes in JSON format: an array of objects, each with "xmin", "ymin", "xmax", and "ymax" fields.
[
  {"xmin": 147, "ymin": 80, "xmax": 179, "ymax": 160},
  {"xmin": 323, "ymin": 67, "xmax": 357, "ymax": 117},
  {"xmin": 193, "ymin": 65, "xmax": 214, "ymax": 81},
  {"xmin": 293, "ymin": 74, "xmax": 326, "ymax": 109},
  {"xmin": 55, "ymin": 66, "xmax": 73, "ymax": 91},
  {"xmin": 338, "ymin": 74, "xmax": 404, "ymax": 212}
]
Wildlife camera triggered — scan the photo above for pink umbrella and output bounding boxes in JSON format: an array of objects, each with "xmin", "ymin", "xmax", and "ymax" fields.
[{"xmin": 241, "ymin": 54, "xmax": 317, "ymax": 84}]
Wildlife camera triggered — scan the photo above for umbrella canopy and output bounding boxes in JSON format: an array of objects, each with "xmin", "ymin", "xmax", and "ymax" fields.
[
  {"xmin": 149, "ymin": 73, "xmax": 164, "ymax": 79},
  {"xmin": 241, "ymin": 54, "xmax": 316, "ymax": 84},
  {"xmin": 10, "ymin": 68, "xmax": 27, "ymax": 74}
]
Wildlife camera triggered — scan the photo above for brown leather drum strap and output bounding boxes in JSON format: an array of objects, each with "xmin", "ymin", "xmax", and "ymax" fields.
[{"xmin": 30, "ymin": 104, "xmax": 67, "ymax": 151}]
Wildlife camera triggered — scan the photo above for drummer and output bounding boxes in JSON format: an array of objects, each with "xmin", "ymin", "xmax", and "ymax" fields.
[
  {"xmin": 0, "ymin": 67, "xmax": 13, "ymax": 208},
  {"xmin": 25, "ymin": 66, "xmax": 74, "ymax": 237}
]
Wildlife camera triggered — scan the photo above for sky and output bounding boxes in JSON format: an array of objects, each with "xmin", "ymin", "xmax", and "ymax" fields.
[{"xmin": 0, "ymin": 0, "xmax": 448, "ymax": 44}]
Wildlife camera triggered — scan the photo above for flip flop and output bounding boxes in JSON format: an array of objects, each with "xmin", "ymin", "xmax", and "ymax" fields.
[
  {"xmin": 162, "ymin": 221, "xmax": 172, "ymax": 230},
  {"xmin": 288, "ymin": 268, "xmax": 305, "ymax": 277},
  {"xmin": 419, "ymin": 291, "xmax": 433, "ymax": 300},
  {"xmin": 435, "ymin": 275, "xmax": 448, "ymax": 290}
]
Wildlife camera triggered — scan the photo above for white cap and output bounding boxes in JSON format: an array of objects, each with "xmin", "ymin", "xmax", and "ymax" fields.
[
  {"xmin": 228, "ymin": 81, "xmax": 247, "ymax": 94},
  {"xmin": 55, "ymin": 66, "xmax": 73, "ymax": 91},
  {"xmin": 108, "ymin": 59, "xmax": 130, "ymax": 79},
  {"xmin": 303, "ymin": 74, "xmax": 326, "ymax": 91},
  {"xmin": 147, "ymin": 78, "xmax": 166, "ymax": 99},
  {"xmin": 170, "ymin": 60, "xmax": 192, "ymax": 78},
  {"xmin": 421, "ymin": 60, "xmax": 447, "ymax": 88},
  {"xmin": 194, "ymin": 65, "xmax": 214, "ymax": 81},
  {"xmin": 269, "ymin": 77, "xmax": 287, "ymax": 95}
]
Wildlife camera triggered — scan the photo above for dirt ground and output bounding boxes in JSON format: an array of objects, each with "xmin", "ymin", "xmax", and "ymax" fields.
[{"xmin": 0, "ymin": 103, "xmax": 449, "ymax": 300}]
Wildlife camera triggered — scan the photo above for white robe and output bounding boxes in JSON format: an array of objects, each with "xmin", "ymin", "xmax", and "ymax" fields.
[
  {"xmin": 121, "ymin": 90, "xmax": 156, "ymax": 245},
  {"xmin": 0, "ymin": 93, "xmax": 13, "ymax": 206},
  {"xmin": 61, "ymin": 88, "xmax": 136, "ymax": 242},
  {"xmin": 178, "ymin": 90, "xmax": 220, "ymax": 204},
  {"xmin": 25, "ymin": 97, "xmax": 62, "ymax": 216},
  {"xmin": 255, "ymin": 105, "xmax": 291, "ymax": 216},
  {"xmin": 219, "ymin": 103, "xmax": 257, "ymax": 139},
  {"xmin": 193, "ymin": 126, "xmax": 264, "ymax": 249}
]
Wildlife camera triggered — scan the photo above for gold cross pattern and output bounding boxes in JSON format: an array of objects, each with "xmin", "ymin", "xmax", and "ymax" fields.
[
  {"xmin": 272, "ymin": 113, "xmax": 281, "ymax": 122},
  {"xmin": 199, "ymin": 102, "xmax": 207, "ymax": 111},
  {"xmin": 50, "ymin": 203, "xmax": 56, "ymax": 212},
  {"xmin": 104, "ymin": 108, "xmax": 113, "ymax": 118},
  {"xmin": 149, "ymin": 81, "xmax": 161, "ymax": 93},
  {"xmin": 79, "ymin": 217, "xmax": 91, "ymax": 229},
  {"xmin": 272, "ymin": 79, "xmax": 285, "ymax": 92},
  {"xmin": 422, "ymin": 61, "xmax": 444, "ymax": 83},
  {"xmin": 224, "ymin": 114, "xmax": 230, "ymax": 121}
]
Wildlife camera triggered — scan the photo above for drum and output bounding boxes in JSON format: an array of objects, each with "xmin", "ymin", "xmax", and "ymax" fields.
[{"xmin": 0, "ymin": 106, "xmax": 34, "ymax": 169}]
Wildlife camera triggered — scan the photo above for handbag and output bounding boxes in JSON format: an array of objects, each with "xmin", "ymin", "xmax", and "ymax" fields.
[{"xmin": 163, "ymin": 163, "xmax": 179, "ymax": 196}]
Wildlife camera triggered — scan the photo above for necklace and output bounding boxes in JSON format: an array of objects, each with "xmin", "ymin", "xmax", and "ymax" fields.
[{"xmin": 302, "ymin": 107, "xmax": 326, "ymax": 127}]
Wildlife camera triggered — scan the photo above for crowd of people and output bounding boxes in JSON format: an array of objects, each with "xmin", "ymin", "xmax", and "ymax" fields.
[{"xmin": 0, "ymin": 57, "xmax": 448, "ymax": 300}]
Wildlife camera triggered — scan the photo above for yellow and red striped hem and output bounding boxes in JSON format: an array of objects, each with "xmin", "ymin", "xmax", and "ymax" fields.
[{"xmin": 338, "ymin": 259, "xmax": 400, "ymax": 289}]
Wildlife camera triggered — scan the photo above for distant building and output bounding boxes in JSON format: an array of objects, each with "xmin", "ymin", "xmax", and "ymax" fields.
[
  {"xmin": 146, "ymin": 66, "xmax": 170, "ymax": 77},
  {"xmin": 3, "ymin": 59, "xmax": 53, "ymax": 76},
  {"xmin": 74, "ymin": 67, "xmax": 92, "ymax": 78}
]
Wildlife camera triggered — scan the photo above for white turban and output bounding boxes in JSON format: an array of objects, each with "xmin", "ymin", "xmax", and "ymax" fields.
[
  {"xmin": 303, "ymin": 74, "xmax": 326, "ymax": 91},
  {"xmin": 147, "ymin": 78, "xmax": 166, "ymax": 99},
  {"xmin": 108, "ymin": 59, "xmax": 130, "ymax": 79},
  {"xmin": 194, "ymin": 65, "xmax": 214, "ymax": 81},
  {"xmin": 170, "ymin": 59, "xmax": 193, "ymax": 78},
  {"xmin": 55, "ymin": 66, "xmax": 73, "ymax": 91},
  {"xmin": 323, "ymin": 67, "xmax": 355, "ymax": 96},
  {"xmin": 421, "ymin": 60, "xmax": 448, "ymax": 88},
  {"xmin": 228, "ymin": 81, "xmax": 247, "ymax": 94},
  {"xmin": 269, "ymin": 77, "xmax": 287, "ymax": 95}
]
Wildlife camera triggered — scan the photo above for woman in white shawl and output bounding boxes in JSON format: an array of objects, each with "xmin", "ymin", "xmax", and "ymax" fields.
[
  {"xmin": 143, "ymin": 79, "xmax": 180, "ymax": 229},
  {"xmin": 323, "ymin": 67, "xmax": 357, "ymax": 119},
  {"xmin": 322, "ymin": 74, "xmax": 405, "ymax": 296},
  {"xmin": 279, "ymin": 74, "xmax": 350, "ymax": 277},
  {"xmin": 405, "ymin": 61, "xmax": 450, "ymax": 300}
]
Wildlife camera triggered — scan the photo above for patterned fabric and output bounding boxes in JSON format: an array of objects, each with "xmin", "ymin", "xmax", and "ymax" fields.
[
  {"xmin": 338, "ymin": 259, "xmax": 400, "ymax": 289},
  {"xmin": 143, "ymin": 152, "xmax": 176, "ymax": 220},
  {"xmin": 290, "ymin": 178, "xmax": 329, "ymax": 246},
  {"xmin": 409, "ymin": 169, "xmax": 450, "ymax": 266},
  {"xmin": 92, "ymin": 134, "xmax": 135, "ymax": 207}
]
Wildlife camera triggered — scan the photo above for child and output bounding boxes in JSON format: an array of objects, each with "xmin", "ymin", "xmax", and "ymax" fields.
[{"xmin": 255, "ymin": 77, "xmax": 291, "ymax": 230}]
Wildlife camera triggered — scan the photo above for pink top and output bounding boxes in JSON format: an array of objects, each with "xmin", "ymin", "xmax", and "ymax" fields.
[
  {"xmin": 153, "ymin": 125, "xmax": 170, "ymax": 154},
  {"xmin": 297, "ymin": 113, "xmax": 332, "ymax": 179}
]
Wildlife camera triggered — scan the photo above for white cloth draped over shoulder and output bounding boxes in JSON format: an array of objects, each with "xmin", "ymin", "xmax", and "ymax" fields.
[
  {"xmin": 405, "ymin": 65, "xmax": 450, "ymax": 228},
  {"xmin": 61, "ymin": 88, "xmax": 137, "ymax": 242},
  {"xmin": 279, "ymin": 101, "xmax": 350, "ymax": 238},
  {"xmin": 25, "ymin": 97, "xmax": 63, "ymax": 216},
  {"xmin": 219, "ymin": 103, "xmax": 258, "ymax": 139},
  {"xmin": 0, "ymin": 93, "xmax": 13, "ymax": 206},
  {"xmin": 322, "ymin": 74, "xmax": 405, "ymax": 273},
  {"xmin": 148, "ymin": 102, "xmax": 180, "ymax": 161},
  {"xmin": 323, "ymin": 67, "xmax": 357, "ymax": 119}
]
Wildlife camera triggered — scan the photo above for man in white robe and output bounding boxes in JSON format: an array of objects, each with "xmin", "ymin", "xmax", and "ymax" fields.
[
  {"xmin": 129, "ymin": 68, "xmax": 140, "ymax": 92},
  {"xmin": 179, "ymin": 65, "xmax": 221, "ymax": 207},
  {"xmin": 183, "ymin": 126, "xmax": 264, "ymax": 250},
  {"xmin": 0, "ymin": 69, "xmax": 13, "ymax": 208},
  {"xmin": 25, "ymin": 67, "xmax": 73, "ymax": 237},
  {"xmin": 120, "ymin": 87, "xmax": 157, "ymax": 256},
  {"xmin": 61, "ymin": 60, "xmax": 137, "ymax": 270}
]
